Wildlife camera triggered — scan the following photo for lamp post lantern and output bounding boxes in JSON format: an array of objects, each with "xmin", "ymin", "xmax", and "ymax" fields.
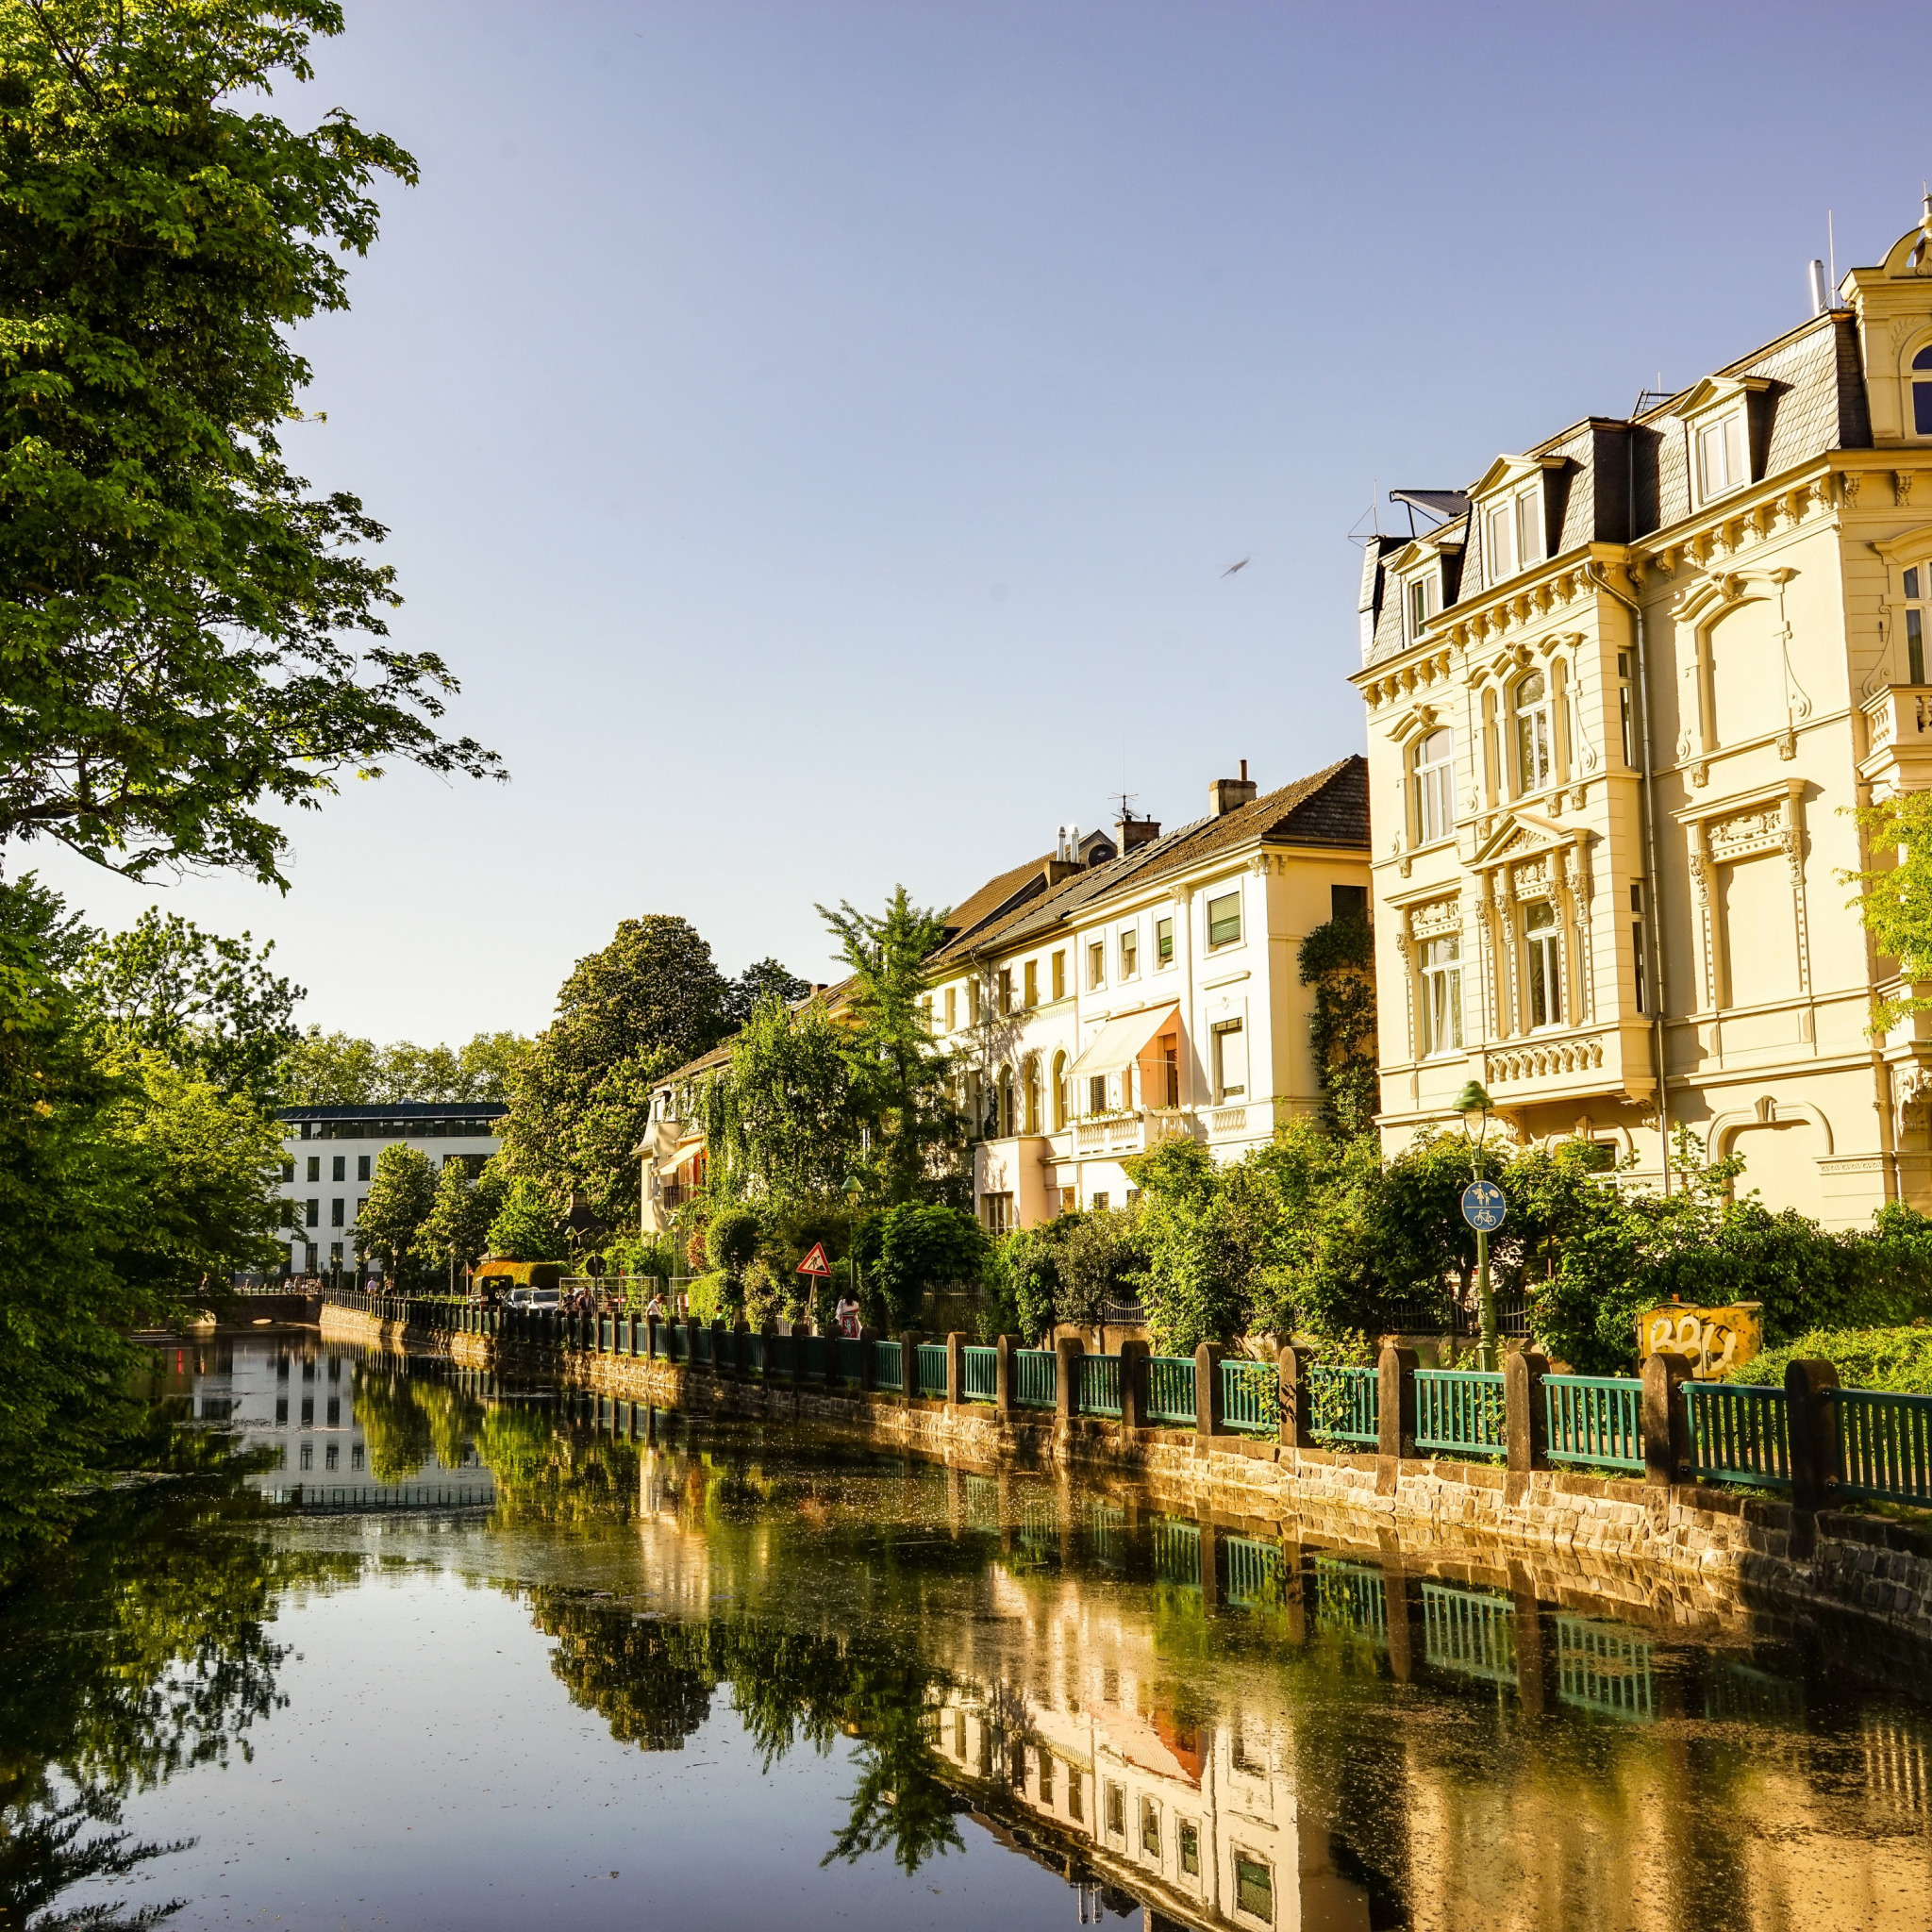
[{"xmin": 1456, "ymin": 1081, "xmax": 1507, "ymax": 1370}]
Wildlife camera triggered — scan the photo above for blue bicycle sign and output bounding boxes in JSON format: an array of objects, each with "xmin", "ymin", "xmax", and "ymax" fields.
[{"xmin": 1460, "ymin": 1180, "xmax": 1507, "ymax": 1233}]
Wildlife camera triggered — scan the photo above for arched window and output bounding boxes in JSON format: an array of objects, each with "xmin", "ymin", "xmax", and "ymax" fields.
[
  {"xmin": 997, "ymin": 1066, "xmax": 1015, "ymax": 1138},
  {"xmin": 1514, "ymin": 671, "xmax": 1553, "ymax": 794},
  {"xmin": 1024, "ymin": 1058, "xmax": 1041, "ymax": 1136},
  {"xmin": 1051, "ymin": 1051, "xmax": 1068, "ymax": 1131},
  {"xmin": 1524, "ymin": 900, "xmax": 1563, "ymax": 1029},
  {"xmin": 1914, "ymin": 344, "xmax": 1932, "ymax": 437},
  {"xmin": 1411, "ymin": 727, "xmax": 1455, "ymax": 843}
]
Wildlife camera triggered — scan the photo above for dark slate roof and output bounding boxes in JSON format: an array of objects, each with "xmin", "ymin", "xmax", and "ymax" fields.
[
  {"xmin": 1363, "ymin": 308, "xmax": 1869, "ymax": 670},
  {"xmin": 934, "ymin": 756, "xmax": 1369, "ymax": 963}
]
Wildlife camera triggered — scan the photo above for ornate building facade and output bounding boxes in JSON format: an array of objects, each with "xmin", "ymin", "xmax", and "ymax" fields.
[{"xmin": 1354, "ymin": 202, "xmax": 1932, "ymax": 1224}]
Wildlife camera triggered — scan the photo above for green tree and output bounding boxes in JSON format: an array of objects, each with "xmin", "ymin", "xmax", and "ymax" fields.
[
  {"xmin": 355, "ymin": 1143, "xmax": 435, "ymax": 1284},
  {"xmin": 279, "ymin": 1027, "xmax": 527, "ymax": 1105},
  {"xmin": 1848, "ymin": 791, "xmax": 1932, "ymax": 1032},
  {"xmin": 871, "ymin": 1204, "xmax": 987, "ymax": 1330},
  {"xmin": 487, "ymin": 1177, "xmax": 564, "ymax": 1262},
  {"xmin": 696, "ymin": 993, "xmax": 854, "ymax": 1205},
  {"xmin": 501, "ymin": 916, "xmax": 731, "ymax": 1226},
  {"xmin": 721, "ymin": 958, "xmax": 810, "ymax": 1029},
  {"xmin": 413, "ymin": 1157, "xmax": 496, "ymax": 1289},
  {"xmin": 817, "ymin": 889, "xmax": 961, "ymax": 1204},
  {"xmin": 1297, "ymin": 913, "xmax": 1378, "ymax": 1139},
  {"xmin": 79, "ymin": 908, "xmax": 301, "ymax": 1101},
  {"xmin": 0, "ymin": 0, "xmax": 503, "ymax": 888}
]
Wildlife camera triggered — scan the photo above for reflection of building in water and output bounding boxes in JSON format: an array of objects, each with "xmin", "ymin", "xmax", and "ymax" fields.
[{"xmin": 151, "ymin": 1335, "xmax": 486, "ymax": 1493}]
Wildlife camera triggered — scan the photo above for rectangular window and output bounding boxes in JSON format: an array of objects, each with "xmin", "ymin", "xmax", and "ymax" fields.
[
  {"xmin": 300, "ymin": 1397, "xmax": 314, "ymax": 1426},
  {"xmin": 1067, "ymin": 1772, "xmax": 1082, "ymax": 1823},
  {"xmin": 1910, "ymin": 607, "xmax": 1926, "ymax": 686},
  {"xmin": 351, "ymin": 1444, "xmax": 364, "ymax": 1473},
  {"xmin": 1106, "ymin": 1783, "xmax": 1125, "ymax": 1839},
  {"xmin": 945, "ymin": 987, "xmax": 957, "ymax": 1031},
  {"xmin": 1023, "ymin": 960, "xmax": 1038, "ymax": 1008},
  {"xmin": 1332, "ymin": 883, "xmax": 1368, "ymax": 924},
  {"xmin": 1212, "ymin": 1020, "xmax": 1247, "ymax": 1100},
  {"xmin": 968, "ymin": 978, "xmax": 980, "ymax": 1024},
  {"xmin": 1051, "ymin": 951, "xmax": 1065, "ymax": 1000},
  {"xmin": 1207, "ymin": 890, "xmax": 1241, "ymax": 948},
  {"xmin": 1141, "ymin": 1797, "xmax": 1160, "ymax": 1857},
  {"xmin": 1525, "ymin": 901, "xmax": 1563, "ymax": 1028},
  {"xmin": 357, "ymin": 1154, "xmax": 371, "ymax": 1182},
  {"xmin": 306, "ymin": 1156, "xmax": 320, "ymax": 1184},
  {"xmin": 1515, "ymin": 485, "xmax": 1541, "ymax": 568},
  {"xmin": 305, "ymin": 1198, "xmax": 319, "ymax": 1228},
  {"xmin": 1089, "ymin": 1073, "xmax": 1108, "ymax": 1115},
  {"xmin": 1038, "ymin": 1756, "xmax": 1054, "ymax": 1806},
  {"xmin": 1120, "ymin": 926, "xmax": 1138, "ymax": 978},
  {"xmin": 1235, "ymin": 1856, "xmax": 1274, "ymax": 1923},
  {"xmin": 325, "ymin": 1397, "xmax": 340, "ymax": 1426},
  {"xmin": 1421, "ymin": 936, "xmax": 1462, "ymax": 1057},
  {"xmin": 356, "ymin": 1197, "xmax": 366, "ymax": 1221},
  {"xmin": 981, "ymin": 1192, "xmax": 1013, "ymax": 1235},
  {"xmin": 920, "ymin": 994, "xmax": 932, "ymax": 1032},
  {"xmin": 331, "ymin": 1155, "xmax": 345, "ymax": 1183},
  {"xmin": 997, "ymin": 968, "xmax": 1013, "ymax": 1015},
  {"xmin": 1091, "ymin": 1191, "xmax": 1109, "ymax": 1211},
  {"xmin": 299, "ymin": 1442, "xmax": 312, "ymax": 1471},
  {"xmin": 330, "ymin": 1198, "xmax": 344, "ymax": 1227},
  {"xmin": 280, "ymin": 1159, "xmax": 294, "ymax": 1183},
  {"xmin": 1156, "ymin": 916, "xmax": 1174, "ymax": 964},
  {"xmin": 1413, "ymin": 726, "xmax": 1455, "ymax": 842},
  {"xmin": 954, "ymin": 1710, "xmax": 967, "ymax": 1758},
  {"xmin": 275, "ymin": 1396, "xmax": 288, "ymax": 1425},
  {"xmin": 1407, "ymin": 571, "xmax": 1437, "ymax": 641},
  {"xmin": 1696, "ymin": 411, "xmax": 1748, "ymax": 500},
  {"xmin": 1487, "ymin": 500, "xmax": 1514, "ymax": 580},
  {"xmin": 1180, "ymin": 1821, "xmax": 1200, "ymax": 1876},
  {"xmin": 1087, "ymin": 941, "xmax": 1104, "ymax": 990},
  {"xmin": 325, "ymin": 1442, "xmax": 340, "ymax": 1472}
]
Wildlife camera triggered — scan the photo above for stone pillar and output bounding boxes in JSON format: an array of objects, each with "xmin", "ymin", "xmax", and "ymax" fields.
[
  {"xmin": 1383, "ymin": 1560, "xmax": 1424, "ymax": 1684},
  {"xmin": 1118, "ymin": 1339, "xmax": 1149, "ymax": 1434},
  {"xmin": 946, "ymin": 1331, "xmax": 966, "ymax": 1407},
  {"xmin": 1641, "ymin": 1352, "xmax": 1690, "ymax": 1487},
  {"xmin": 1280, "ymin": 1541, "xmax": 1307, "ymax": 1644},
  {"xmin": 900, "ymin": 1329, "xmax": 923, "ymax": 1407},
  {"xmin": 1056, "ymin": 1335, "xmax": 1085, "ymax": 1424},
  {"xmin": 1277, "ymin": 1343, "xmax": 1315, "ymax": 1452},
  {"xmin": 1197, "ymin": 1515, "xmax": 1221, "ymax": 1612},
  {"xmin": 1513, "ymin": 1589, "xmax": 1551, "ymax": 1716},
  {"xmin": 995, "ymin": 1334, "xmax": 1015, "ymax": 1419},
  {"xmin": 1785, "ymin": 1357, "xmax": 1842, "ymax": 1514},
  {"xmin": 858, "ymin": 1325, "xmax": 878, "ymax": 1393},
  {"xmin": 1193, "ymin": 1341, "xmax": 1224, "ymax": 1441},
  {"xmin": 789, "ymin": 1320, "xmax": 810, "ymax": 1392},
  {"xmin": 1506, "ymin": 1350, "xmax": 1550, "ymax": 1474},
  {"xmin": 645, "ymin": 1313, "xmax": 661, "ymax": 1362},
  {"xmin": 1377, "ymin": 1343, "xmax": 1418, "ymax": 1461}
]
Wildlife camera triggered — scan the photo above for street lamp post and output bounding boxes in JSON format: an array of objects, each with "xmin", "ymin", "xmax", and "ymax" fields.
[
  {"xmin": 841, "ymin": 1175, "xmax": 864, "ymax": 1311},
  {"xmin": 1457, "ymin": 1081, "xmax": 1502, "ymax": 1370}
]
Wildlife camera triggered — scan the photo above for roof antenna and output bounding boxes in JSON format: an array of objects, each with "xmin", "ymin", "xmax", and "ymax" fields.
[{"xmin": 1828, "ymin": 208, "xmax": 1838, "ymax": 291}]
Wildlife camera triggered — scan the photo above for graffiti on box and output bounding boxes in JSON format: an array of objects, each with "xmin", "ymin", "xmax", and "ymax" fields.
[{"xmin": 1637, "ymin": 1303, "xmax": 1763, "ymax": 1381}]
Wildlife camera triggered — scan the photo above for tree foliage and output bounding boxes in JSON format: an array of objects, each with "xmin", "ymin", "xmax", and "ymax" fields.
[
  {"xmin": 817, "ymin": 889, "xmax": 960, "ymax": 1205},
  {"xmin": 869, "ymin": 1204, "xmax": 987, "ymax": 1331},
  {"xmin": 487, "ymin": 1176, "xmax": 564, "ymax": 1263},
  {"xmin": 354, "ymin": 1142, "xmax": 435, "ymax": 1283},
  {"xmin": 721, "ymin": 957, "xmax": 810, "ymax": 1029},
  {"xmin": 1847, "ymin": 792, "xmax": 1932, "ymax": 1032},
  {"xmin": 694, "ymin": 992, "xmax": 854, "ymax": 1205},
  {"xmin": 279, "ymin": 1026, "xmax": 525, "ymax": 1106},
  {"xmin": 1297, "ymin": 913, "xmax": 1377, "ymax": 1138},
  {"xmin": 501, "ymin": 915, "xmax": 730, "ymax": 1227},
  {"xmin": 0, "ymin": 0, "xmax": 502, "ymax": 886},
  {"xmin": 413, "ymin": 1155, "xmax": 501, "ymax": 1281}
]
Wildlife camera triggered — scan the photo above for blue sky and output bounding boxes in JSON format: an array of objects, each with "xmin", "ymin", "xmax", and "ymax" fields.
[{"xmin": 30, "ymin": 1, "xmax": 1932, "ymax": 1041}]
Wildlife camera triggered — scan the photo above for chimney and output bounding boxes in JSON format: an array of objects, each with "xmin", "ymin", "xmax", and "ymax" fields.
[
  {"xmin": 1114, "ymin": 811, "xmax": 1161, "ymax": 852},
  {"xmin": 1807, "ymin": 258, "xmax": 1829, "ymax": 317},
  {"xmin": 1208, "ymin": 758, "xmax": 1257, "ymax": 816}
]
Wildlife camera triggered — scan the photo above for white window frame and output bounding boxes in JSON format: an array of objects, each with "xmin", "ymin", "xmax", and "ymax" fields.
[
  {"xmin": 1206, "ymin": 888, "xmax": 1242, "ymax": 950},
  {"xmin": 1420, "ymin": 934, "xmax": 1461, "ymax": 1058},
  {"xmin": 1411, "ymin": 726, "xmax": 1454, "ymax": 844},
  {"xmin": 1513, "ymin": 670, "xmax": 1554, "ymax": 795},
  {"xmin": 1119, "ymin": 924, "xmax": 1139, "ymax": 979},
  {"xmin": 1485, "ymin": 484, "xmax": 1541, "ymax": 582},
  {"xmin": 1524, "ymin": 899, "xmax": 1564, "ymax": 1031},
  {"xmin": 1406, "ymin": 570, "xmax": 1439, "ymax": 642},
  {"xmin": 1211, "ymin": 1019, "xmax": 1246, "ymax": 1101},
  {"xmin": 1694, "ymin": 409, "xmax": 1748, "ymax": 505}
]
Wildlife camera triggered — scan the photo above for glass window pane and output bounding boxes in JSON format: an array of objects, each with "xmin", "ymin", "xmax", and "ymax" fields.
[
  {"xmin": 1208, "ymin": 891, "xmax": 1241, "ymax": 946},
  {"xmin": 1914, "ymin": 345, "xmax": 1932, "ymax": 370},
  {"xmin": 1724, "ymin": 412, "xmax": 1746, "ymax": 483},
  {"xmin": 1517, "ymin": 489, "xmax": 1541, "ymax": 565},
  {"xmin": 1909, "ymin": 608, "xmax": 1925, "ymax": 685},
  {"xmin": 1488, "ymin": 504, "xmax": 1513, "ymax": 578},
  {"xmin": 1915, "ymin": 381, "xmax": 1932, "ymax": 436},
  {"xmin": 1906, "ymin": 568, "xmax": 1921, "ymax": 599}
]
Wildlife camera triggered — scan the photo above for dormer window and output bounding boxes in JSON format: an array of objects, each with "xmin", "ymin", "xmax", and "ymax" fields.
[
  {"xmin": 1696, "ymin": 411, "xmax": 1748, "ymax": 502},
  {"xmin": 1484, "ymin": 486, "xmax": 1542, "ymax": 581},
  {"xmin": 1913, "ymin": 345, "xmax": 1932, "ymax": 435},
  {"xmin": 1407, "ymin": 571, "xmax": 1439, "ymax": 641}
]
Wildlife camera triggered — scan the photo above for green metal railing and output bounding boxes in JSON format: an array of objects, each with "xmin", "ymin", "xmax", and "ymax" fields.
[
  {"xmin": 1079, "ymin": 1354, "xmax": 1123, "ymax": 1418},
  {"xmin": 1224, "ymin": 1535, "xmax": 1286, "ymax": 1608},
  {"xmin": 1557, "ymin": 1616, "xmax": 1656, "ymax": 1723},
  {"xmin": 1684, "ymin": 1382, "xmax": 1790, "ymax": 1490},
  {"xmin": 916, "ymin": 1343, "xmax": 949, "ymax": 1399},
  {"xmin": 769, "ymin": 1331, "xmax": 795, "ymax": 1379},
  {"xmin": 1827, "ymin": 1388, "xmax": 1932, "ymax": 1505},
  {"xmin": 1145, "ymin": 1356, "xmax": 1196, "ymax": 1426},
  {"xmin": 1014, "ymin": 1349, "xmax": 1057, "ymax": 1408},
  {"xmin": 874, "ymin": 1339, "xmax": 904, "ymax": 1393},
  {"xmin": 1410, "ymin": 1368, "xmax": 1505, "ymax": 1457},
  {"xmin": 837, "ymin": 1337, "xmax": 865, "ymax": 1387},
  {"xmin": 745, "ymin": 1330, "xmax": 765, "ymax": 1376},
  {"xmin": 1543, "ymin": 1374, "xmax": 1643, "ymax": 1471},
  {"xmin": 1220, "ymin": 1358, "xmax": 1276, "ymax": 1436},
  {"xmin": 1312, "ymin": 1557, "xmax": 1387, "ymax": 1646},
  {"xmin": 693, "ymin": 1324, "xmax": 712, "ymax": 1365},
  {"xmin": 1307, "ymin": 1365, "xmax": 1378, "ymax": 1445},
  {"xmin": 1422, "ymin": 1584, "xmax": 1516, "ymax": 1685},
  {"xmin": 798, "ymin": 1334, "xmax": 828, "ymax": 1384},
  {"xmin": 961, "ymin": 1345, "xmax": 997, "ymax": 1403},
  {"xmin": 1152, "ymin": 1516, "xmax": 1202, "ymax": 1590}
]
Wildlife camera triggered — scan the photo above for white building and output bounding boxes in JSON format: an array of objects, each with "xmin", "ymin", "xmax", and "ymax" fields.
[{"xmin": 273, "ymin": 1102, "xmax": 506, "ymax": 1278}]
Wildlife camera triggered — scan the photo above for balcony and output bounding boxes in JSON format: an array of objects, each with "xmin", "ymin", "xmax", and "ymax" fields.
[
  {"xmin": 1072, "ymin": 1109, "xmax": 1201, "ymax": 1158},
  {"xmin": 1480, "ymin": 1023, "xmax": 1652, "ymax": 1105},
  {"xmin": 1860, "ymin": 685, "xmax": 1932, "ymax": 791}
]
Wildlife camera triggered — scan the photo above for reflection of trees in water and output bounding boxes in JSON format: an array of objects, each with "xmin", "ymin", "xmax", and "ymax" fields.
[
  {"xmin": 525, "ymin": 1591, "xmax": 963, "ymax": 1874},
  {"xmin": 0, "ymin": 1474, "xmax": 357, "ymax": 1928},
  {"xmin": 351, "ymin": 1362, "xmax": 437, "ymax": 1483}
]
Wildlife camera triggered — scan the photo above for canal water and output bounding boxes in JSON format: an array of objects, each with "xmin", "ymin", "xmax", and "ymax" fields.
[{"xmin": 5, "ymin": 1331, "xmax": 1930, "ymax": 1931}]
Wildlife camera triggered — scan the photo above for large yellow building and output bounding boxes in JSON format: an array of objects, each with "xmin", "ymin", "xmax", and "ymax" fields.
[{"xmin": 1354, "ymin": 201, "xmax": 1932, "ymax": 1225}]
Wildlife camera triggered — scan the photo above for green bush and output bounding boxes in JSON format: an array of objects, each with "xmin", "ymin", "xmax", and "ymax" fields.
[
  {"xmin": 1741, "ymin": 1324, "xmax": 1932, "ymax": 1394},
  {"xmin": 705, "ymin": 1204, "xmax": 760, "ymax": 1279},
  {"xmin": 872, "ymin": 1204, "xmax": 988, "ymax": 1331},
  {"xmin": 687, "ymin": 1271, "xmax": 731, "ymax": 1324}
]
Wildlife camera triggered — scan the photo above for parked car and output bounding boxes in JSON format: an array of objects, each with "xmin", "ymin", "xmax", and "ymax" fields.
[{"xmin": 504, "ymin": 1286, "xmax": 562, "ymax": 1310}]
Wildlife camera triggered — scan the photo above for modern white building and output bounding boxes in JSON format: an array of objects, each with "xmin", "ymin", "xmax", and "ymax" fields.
[{"xmin": 273, "ymin": 1102, "xmax": 506, "ymax": 1278}]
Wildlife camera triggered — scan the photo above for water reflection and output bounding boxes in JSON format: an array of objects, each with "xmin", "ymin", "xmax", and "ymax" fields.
[{"xmin": 18, "ymin": 1332, "xmax": 1932, "ymax": 1931}]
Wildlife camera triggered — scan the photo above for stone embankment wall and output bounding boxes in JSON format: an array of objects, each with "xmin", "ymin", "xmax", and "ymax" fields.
[{"xmin": 316, "ymin": 1303, "xmax": 1932, "ymax": 1645}]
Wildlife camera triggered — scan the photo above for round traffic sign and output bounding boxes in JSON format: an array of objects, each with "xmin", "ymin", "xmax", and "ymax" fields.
[{"xmin": 1461, "ymin": 1180, "xmax": 1507, "ymax": 1233}]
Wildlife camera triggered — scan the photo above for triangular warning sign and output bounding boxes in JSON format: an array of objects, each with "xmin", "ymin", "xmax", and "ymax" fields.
[{"xmin": 795, "ymin": 1241, "xmax": 833, "ymax": 1277}]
